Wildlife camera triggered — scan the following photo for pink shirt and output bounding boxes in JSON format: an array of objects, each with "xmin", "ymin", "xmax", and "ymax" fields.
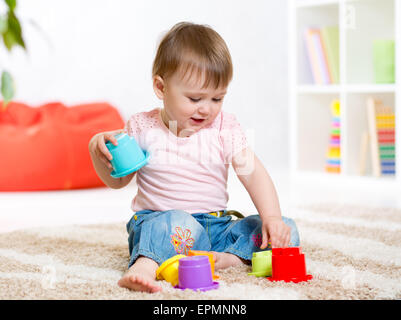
[{"xmin": 124, "ymin": 107, "xmax": 248, "ymax": 214}]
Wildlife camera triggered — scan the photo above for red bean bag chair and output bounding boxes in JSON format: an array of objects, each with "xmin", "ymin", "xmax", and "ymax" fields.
[{"xmin": 0, "ymin": 101, "xmax": 125, "ymax": 191}]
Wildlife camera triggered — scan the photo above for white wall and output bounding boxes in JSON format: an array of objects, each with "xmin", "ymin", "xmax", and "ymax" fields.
[{"xmin": 0, "ymin": 0, "xmax": 289, "ymax": 169}]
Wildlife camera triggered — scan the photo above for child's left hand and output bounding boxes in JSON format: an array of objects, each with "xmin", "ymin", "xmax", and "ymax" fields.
[{"xmin": 260, "ymin": 216, "xmax": 291, "ymax": 249}]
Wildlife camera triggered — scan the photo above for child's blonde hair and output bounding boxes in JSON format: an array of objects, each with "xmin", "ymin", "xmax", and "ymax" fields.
[{"xmin": 152, "ymin": 22, "xmax": 233, "ymax": 89}]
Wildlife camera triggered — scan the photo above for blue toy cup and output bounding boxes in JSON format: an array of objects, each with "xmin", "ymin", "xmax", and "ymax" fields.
[{"xmin": 105, "ymin": 133, "xmax": 150, "ymax": 178}]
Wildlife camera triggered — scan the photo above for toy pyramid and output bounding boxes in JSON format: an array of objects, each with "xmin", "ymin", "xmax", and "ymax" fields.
[
  {"xmin": 367, "ymin": 98, "xmax": 396, "ymax": 177},
  {"xmin": 325, "ymin": 100, "xmax": 341, "ymax": 173}
]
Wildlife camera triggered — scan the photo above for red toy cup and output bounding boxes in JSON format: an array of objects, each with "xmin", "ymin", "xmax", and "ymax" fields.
[
  {"xmin": 267, "ymin": 247, "xmax": 313, "ymax": 283},
  {"xmin": 175, "ymin": 256, "xmax": 219, "ymax": 291}
]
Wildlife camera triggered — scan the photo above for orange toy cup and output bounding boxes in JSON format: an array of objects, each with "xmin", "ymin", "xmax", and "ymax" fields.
[
  {"xmin": 267, "ymin": 247, "xmax": 313, "ymax": 283},
  {"xmin": 188, "ymin": 250, "xmax": 219, "ymax": 280}
]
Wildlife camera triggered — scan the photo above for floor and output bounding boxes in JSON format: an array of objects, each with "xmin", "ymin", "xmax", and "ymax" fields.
[{"xmin": 1, "ymin": 168, "xmax": 400, "ymax": 233}]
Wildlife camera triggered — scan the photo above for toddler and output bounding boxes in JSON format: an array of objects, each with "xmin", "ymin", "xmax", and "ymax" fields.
[{"xmin": 89, "ymin": 22, "xmax": 300, "ymax": 293}]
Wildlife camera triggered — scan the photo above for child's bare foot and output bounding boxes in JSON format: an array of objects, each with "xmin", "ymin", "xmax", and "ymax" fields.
[
  {"xmin": 211, "ymin": 251, "xmax": 245, "ymax": 270},
  {"xmin": 118, "ymin": 256, "xmax": 162, "ymax": 293}
]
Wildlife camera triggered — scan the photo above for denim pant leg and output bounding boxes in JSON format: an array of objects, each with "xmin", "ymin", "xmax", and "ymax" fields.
[
  {"xmin": 127, "ymin": 209, "xmax": 211, "ymax": 268},
  {"xmin": 192, "ymin": 213, "xmax": 234, "ymax": 252},
  {"xmin": 221, "ymin": 215, "xmax": 300, "ymax": 261}
]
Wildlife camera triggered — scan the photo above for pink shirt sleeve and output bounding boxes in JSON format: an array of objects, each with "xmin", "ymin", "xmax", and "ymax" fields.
[
  {"xmin": 124, "ymin": 114, "xmax": 140, "ymax": 141},
  {"xmin": 124, "ymin": 110, "xmax": 161, "ymax": 140},
  {"xmin": 220, "ymin": 112, "xmax": 248, "ymax": 164}
]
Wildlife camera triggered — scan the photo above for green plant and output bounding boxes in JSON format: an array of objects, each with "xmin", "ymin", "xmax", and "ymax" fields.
[{"xmin": 1, "ymin": 0, "xmax": 25, "ymax": 110}]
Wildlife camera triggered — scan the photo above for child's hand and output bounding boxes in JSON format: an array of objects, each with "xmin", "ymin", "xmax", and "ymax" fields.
[
  {"xmin": 260, "ymin": 216, "xmax": 291, "ymax": 249},
  {"xmin": 90, "ymin": 130, "xmax": 123, "ymax": 169}
]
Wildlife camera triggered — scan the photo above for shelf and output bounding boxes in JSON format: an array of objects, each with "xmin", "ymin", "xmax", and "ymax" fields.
[
  {"xmin": 346, "ymin": 0, "xmax": 395, "ymax": 84},
  {"xmin": 295, "ymin": 0, "xmax": 339, "ymax": 8},
  {"xmin": 290, "ymin": 0, "xmax": 399, "ymax": 189},
  {"xmin": 296, "ymin": 84, "xmax": 396, "ymax": 93},
  {"xmin": 296, "ymin": 2, "xmax": 339, "ymax": 85},
  {"xmin": 345, "ymin": 92, "xmax": 395, "ymax": 176},
  {"xmin": 296, "ymin": 93, "xmax": 339, "ymax": 172},
  {"xmin": 297, "ymin": 85, "xmax": 341, "ymax": 93},
  {"xmin": 346, "ymin": 84, "xmax": 396, "ymax": 93}
]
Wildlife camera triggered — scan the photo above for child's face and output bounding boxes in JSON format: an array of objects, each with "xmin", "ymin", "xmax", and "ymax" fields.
[{"xmin": 154, "ymin": 70, "xmax": 227, "ymax": 137}]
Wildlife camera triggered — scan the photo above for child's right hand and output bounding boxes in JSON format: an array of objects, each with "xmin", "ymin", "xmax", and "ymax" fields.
[{"xmin": 90, "ymin": 130, "xmax": 124, "ymax": 169}]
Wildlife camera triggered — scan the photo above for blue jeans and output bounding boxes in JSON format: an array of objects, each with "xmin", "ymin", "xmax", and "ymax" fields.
[{"xmin": 126, "ymin": 209, "xmax": 300, "ymax": 268}]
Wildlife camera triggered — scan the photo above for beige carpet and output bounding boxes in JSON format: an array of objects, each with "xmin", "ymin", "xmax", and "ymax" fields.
[{"xmin": 1, "ymin": 203, "xmax": 400, "ymax": 300}]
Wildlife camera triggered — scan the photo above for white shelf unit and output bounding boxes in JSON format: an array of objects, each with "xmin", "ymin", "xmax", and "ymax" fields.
[{"xmin": 288, "ymin": 0, "xmax": 401, "ymax": 192}]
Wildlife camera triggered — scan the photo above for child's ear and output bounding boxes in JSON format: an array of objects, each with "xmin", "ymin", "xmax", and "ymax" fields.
[{"xmin": 153, "ymin": 75, "xmax": 165, "ymax": 100}]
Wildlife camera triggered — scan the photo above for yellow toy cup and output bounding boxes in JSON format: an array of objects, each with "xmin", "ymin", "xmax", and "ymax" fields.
[
  {"xmin": 188, "ymin": 250, "xmax": 219, "ymax": 280},
  {"xmin": 156, "ymin": 254, "xmax": 186, "ymax": 286}
]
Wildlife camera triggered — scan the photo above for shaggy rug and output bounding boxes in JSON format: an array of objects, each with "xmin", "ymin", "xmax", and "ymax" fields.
[{"xmin": 0, "ymin": 203, "xmax": 400, "ymax": 300}]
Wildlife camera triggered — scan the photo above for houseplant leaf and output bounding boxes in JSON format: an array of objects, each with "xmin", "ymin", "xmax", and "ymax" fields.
[
  {"xmin": 1, "ymin": 70, "xmax": 15, "ymax": 109},
  {"xmin": 0, "ymin": 16, "xmax": 7, "ymax": 33},
  {"xmin": 3, "ymin": 11, "xmax": 25, "ymax": 50},
  {"xmin": 5, "ymin": 0, "xmax": 17, "ymax": 11}
]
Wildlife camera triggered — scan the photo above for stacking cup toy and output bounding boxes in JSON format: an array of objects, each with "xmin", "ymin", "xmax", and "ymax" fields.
[
  {"xmin": 188, "ymin": 250, "xmax": 219, "ymax": 280},
  {"xmin": 175, "ymin": 256, "xmax": 219, "ymax": 291},
  {"xmin": 105, "ymin": 133, "xmax": 150, "ymax": 178},
  {"xmin": 267, "ymin": 247, "xmax": 313, "ymax": 283},
  {"xmin": 156, "ymin": 255, "xmax": 186, "ymax": 287},
  {"xmin": 248, "ymin": 250, "xmax": 272, "ymax": 277}
]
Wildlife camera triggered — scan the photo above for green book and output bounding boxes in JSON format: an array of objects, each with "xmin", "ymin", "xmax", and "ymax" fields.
[{"xmin": 321, "ymin": 26, "xmax": 339, "ymax": 84}]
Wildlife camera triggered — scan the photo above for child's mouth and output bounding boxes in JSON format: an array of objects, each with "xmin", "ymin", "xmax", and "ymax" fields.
[{"xmin": 190, "ymin": 117, "xmax": 205, "ymax": 124}]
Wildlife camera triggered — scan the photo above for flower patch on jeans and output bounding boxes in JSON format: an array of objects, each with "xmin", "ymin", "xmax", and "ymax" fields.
[
  {"xmin": 252, "ymin": 233, "xmax": 272, "ymax": 249},
  {"xmin": 252, "ymin": 233, "xmax": 262, "ymax": 247},
  {"xmin": 170, "ymin": 227, "xmax": 195, "ymax": 255}
]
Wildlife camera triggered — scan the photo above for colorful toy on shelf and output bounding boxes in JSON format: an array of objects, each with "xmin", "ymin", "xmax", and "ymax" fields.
[
  {"xmin": 156, "ymin": 254, "xmax": 186, "ymax": 287},
  {"xmin": 267, "ymin": 247, "xmax": 313, "ymax": 283},
  {"xmin": 105, "ymin": 132, "xmax": 150, "ymax": 178},
  {"xmin": 188, "ymin": 250, "xmax": 219, "ymax": 280},
  {"xmin": 248, "ymin": 250, "xmax": 272, "ymax": 277},
  {"xmin": 325, "ymin": 100, "xmax": 341, "ymax": 174},
  {"xmin": 175, "ymin": 256, "xmax": 219, "ymax": 292},
  {"xmin": 366, "ymin": 97, "xmax": 396, "ymax": 177}
]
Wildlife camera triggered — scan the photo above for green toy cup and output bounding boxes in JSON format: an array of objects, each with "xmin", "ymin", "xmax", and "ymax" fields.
[
  {"xmin": 373, "ymin": 39, "xmax": 395, "ymax": 84},
  {"xmin": 248, "ymin": 250, "xmax": 272, "ymax": 277}
]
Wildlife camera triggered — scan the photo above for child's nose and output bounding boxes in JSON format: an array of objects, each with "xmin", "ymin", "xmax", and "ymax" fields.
[{"xmin": 197, "ymin": 105, "xmax": 211, "ymax": 116}]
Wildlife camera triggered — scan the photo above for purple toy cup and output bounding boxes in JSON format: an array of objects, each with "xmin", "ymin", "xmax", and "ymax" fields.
[{"xmin": 175, "ymin": 256, "xmax": 219, "ymax": 291}]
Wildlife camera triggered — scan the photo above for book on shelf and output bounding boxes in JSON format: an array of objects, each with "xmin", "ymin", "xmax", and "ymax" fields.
[
  {"xmin": 321, "ymin": 26, "xmax": 339, "ymax": 84},
  {"xmin": 304, "ymin": 26, "xmax": 339, "ymax": 85},
  {"xmin": 365, "ymin": 97, "xmax": 396, "ymax": 177}
]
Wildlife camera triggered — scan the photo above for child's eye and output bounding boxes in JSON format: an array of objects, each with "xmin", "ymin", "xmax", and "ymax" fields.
[
  {"xmin": 212, "ymin": 98, "xmax": 222, "ymax": 102},
  {"xmin": 189, "ymin": 97, "xmax": 201, "ymax": 102}
]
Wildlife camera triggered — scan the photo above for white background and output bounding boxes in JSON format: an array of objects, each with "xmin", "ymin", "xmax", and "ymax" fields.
[
  {"xmin": 1, "ymin": 0, "xmax": 399, "ymax": 233},
  {"xmin": 0, "ymin": 0, "xmax": 289, "ymax": 170}
]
